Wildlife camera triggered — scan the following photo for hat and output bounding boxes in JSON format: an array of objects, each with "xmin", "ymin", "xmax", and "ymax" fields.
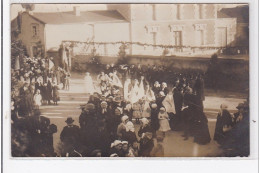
[
  {"xmin": 114, "ymin": 140, "xmax": 122, "ymax": 146},
  {"xmin": 114, "ymin": 96, "xmax": 122, "ymax": 103},
  {"xmin": 65, "ymin": 117, "xmax": 74, "ymax": 124},
  {"xmin": 162, "ymin": 82, "xmax": 167, "ymax": 87},
  {"xmin": 236, "ymin": 103, "xmax": 244, "ymax": 109},
  {"xmin": 122, "ymin": 141, "xmax": 128, "ymax": 145},
  {"xmin": 110, "ymin": 153, "xmax": 118, "ymax": 157},
  {"xmin": 141, "ymin": 118, "xmax": 149, "ymax": 125},
  {"xmin": 160, "ymin": 107, "xmax": 166, "ymax": 111},
  {"xmin": 125, "ymin": 121, "xmax": 135, "ymax": 132},
  {"xmin": 121, "ymin": 115, "xmax": 129, "ymax": 123},
  {"xmin": 100, "ymin": 101, "xmax": 107, "ymax": 106},
  {"xmin": 86, "ymin": 103, "xmax": 95, "ymax": 110},
  {"xmin": 151, "ymin": 103, "xmax": 157, "ymax": 109}
]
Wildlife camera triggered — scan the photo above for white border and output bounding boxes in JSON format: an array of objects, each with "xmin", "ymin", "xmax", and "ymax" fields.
[{"xmin": 2, "ymin": 0, "xmax": 259, "ymax": 173}]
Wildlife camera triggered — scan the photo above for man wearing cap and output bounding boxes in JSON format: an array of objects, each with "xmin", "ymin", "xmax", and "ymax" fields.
[{"xmin": 60, "ymin": 117, "xmax": 80, "ymax": 153}]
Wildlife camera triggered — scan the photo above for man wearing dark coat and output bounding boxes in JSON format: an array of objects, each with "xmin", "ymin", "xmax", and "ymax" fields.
[{"xmin": 60, "ymin": 117, "xmax": 80, "ymax": 154}]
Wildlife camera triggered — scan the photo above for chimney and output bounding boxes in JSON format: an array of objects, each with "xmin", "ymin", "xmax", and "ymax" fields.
[{"xmin": 73, "ymin": 6, "xmax": 80, "ymax": 16}]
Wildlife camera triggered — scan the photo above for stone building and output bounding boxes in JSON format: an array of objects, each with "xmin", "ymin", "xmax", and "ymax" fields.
[{"xmin": 11, "ymin": 4, "xmax": 238, "ymax": 57}]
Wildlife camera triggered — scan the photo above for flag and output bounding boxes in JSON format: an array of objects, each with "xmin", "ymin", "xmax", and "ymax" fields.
[
  {"xmin": 62, "ymin": 48, "xmax": 68, "ymax": 65},
  {"xmin": 49, "ymin": 59, "xmax": 54, "ymax": 70}
]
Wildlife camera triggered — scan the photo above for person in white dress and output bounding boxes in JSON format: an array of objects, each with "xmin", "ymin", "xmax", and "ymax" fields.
[
  {"xmin": 142, "ymin": 85, "xmax": 155, "ymax": 118},
  {"xmin": 34, "ymin": 89, "xmax": 42, "ymax": 108},
  {"xmin": 84, "ymin": 72, "xmax": 95, "ymax": 94},
  {"xmin": 158, "ymin": 107, "xmax": 171, "ymax": 134},
  {"xmin": 130, "ymin": 79, "xmax": 139, "ymax": 104},
  {"xmin": 124, "ymin": 79, "xmax": 131, "ymax": 101},
  {"xmin": 138, "ymin": 76, "xmax": 145, "ymax": 100},
  {"xmin": 112, "ymin": 71, "xmax": 123, "ymax": 88},
  {"xmin": 162, "ymin": 90, "xmax": 176, "ymax": 114}
]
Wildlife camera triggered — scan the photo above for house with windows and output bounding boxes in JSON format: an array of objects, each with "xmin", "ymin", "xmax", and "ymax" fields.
[
  {"xmin": 11, "ymin": 4, "xmax": 238, "ymax": 58},
  {"xmin": 108, "ymin": 4, "xmax": 237, "ymax": 56}
]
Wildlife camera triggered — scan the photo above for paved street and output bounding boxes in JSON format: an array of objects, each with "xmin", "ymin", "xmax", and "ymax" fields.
[{"xmin": 39, "ymin": 73, "xmax": 246, "ymax": 157}]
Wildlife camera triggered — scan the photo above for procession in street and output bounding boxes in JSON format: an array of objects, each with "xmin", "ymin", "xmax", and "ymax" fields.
[{"xmin": 10, "ymin": 4, "xmax": 249, "ymax": 157}]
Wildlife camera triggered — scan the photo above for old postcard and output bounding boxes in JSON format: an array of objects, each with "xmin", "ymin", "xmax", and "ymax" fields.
[{"xmin": 10, "ymin": 3, "xmax": 250, "ymax": 158}]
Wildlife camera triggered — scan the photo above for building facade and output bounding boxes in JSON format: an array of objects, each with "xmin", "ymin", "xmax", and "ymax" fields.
[{"xmin": 12, "ymin": 4, "xmax": 237, "ymax": 58}]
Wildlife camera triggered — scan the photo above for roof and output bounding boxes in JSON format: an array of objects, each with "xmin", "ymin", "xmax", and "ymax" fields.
[
  {"xmin": 217, "ymin": 5, "xmax": 249, "ymax": 23},
  {"xmin": 29, "ymin": 10, "xmax": 127, "ymax": 24}
]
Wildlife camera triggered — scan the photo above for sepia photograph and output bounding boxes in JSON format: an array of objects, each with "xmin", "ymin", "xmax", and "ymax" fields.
[{"xmin": 10, "ymin": 3, "xmax": 250, "ymax": 157}]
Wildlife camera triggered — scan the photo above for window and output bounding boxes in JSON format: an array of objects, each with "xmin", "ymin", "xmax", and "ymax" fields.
[
  {"xmin": 31, "ymin": 24, "xmax": 39, "ymax": 37},
  {"xmin": 173, "ymin": 31, "xmax": 182, "ymax": 46}
]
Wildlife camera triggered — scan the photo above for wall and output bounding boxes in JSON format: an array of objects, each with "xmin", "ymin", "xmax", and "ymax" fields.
[
  {"xmin": 130, "ymin": 20, "xmax": 217, "ymax": 55},
  {"xmin": 215, "ymin": 18, "xmax": 237, "ymax": 46},
  {"xmin": 45, "ymin": 22, "xmax": 130, "ymax": 56},
  {"xmin": 45, "ymin": 23, "xmax": 94, "ymax": 50},
  {"xmin": 18, "ymin": 12, "xmax": 45, "ymax": 57},
  {"xmin": 92, "ymin": 22, "xmax": 130, "ymax": 56}
]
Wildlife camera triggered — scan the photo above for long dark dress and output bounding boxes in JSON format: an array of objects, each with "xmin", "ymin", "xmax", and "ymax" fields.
[
  {"xmin": 52, "ymin": 85, "xmax": 60, "ymax": 103},
  {"xmin": 213, "ymin": 110, "xmax": 233, "ymax": 144},
  {"xmin": 192, "ymin": 109, "xmax": 211, "ymax": 145},
  {"xmin": 150, "ymin": 107, "xmax": 159, "ymax": 133},
  {"xmin": 46, "ymin": 81, "xmax": 52, "ymax": 104},
  {"xmin": 18, "ymin": 89, "xmax": 34, "ymax": 117}
]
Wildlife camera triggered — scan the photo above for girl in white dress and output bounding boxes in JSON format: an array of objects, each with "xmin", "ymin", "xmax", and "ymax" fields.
[
  {"xmin": 34, "ymin": 89, "xmax": 42, "ymax": 108},
  {"xmin": 84, "ymin": 72, "xmax": 95, "ymax": 94},
  {"xmin": 158, "ymin": 107, "xmax": 171, "ymax": 134},
  {"xmin": 130, "ymin": 79, "xmax": 139, "ymax": 104}
]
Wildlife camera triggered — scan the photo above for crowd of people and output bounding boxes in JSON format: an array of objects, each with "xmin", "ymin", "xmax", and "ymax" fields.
[
  {"xmin": 57, "ymin": 62, "xmax": 212, "ymax": 157},
  {"xmin": 11, "ymin": 57, "xmax": 249, "ymax": 157},
  {"xmin": 11, "ymin": 56, "xmax": 71, "ymax": 156}
]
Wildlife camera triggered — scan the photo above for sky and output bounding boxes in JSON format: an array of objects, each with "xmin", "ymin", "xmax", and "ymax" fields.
[{"xmin": 10, "ymin": 3, "xmax": 247, "ymax": 20}]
